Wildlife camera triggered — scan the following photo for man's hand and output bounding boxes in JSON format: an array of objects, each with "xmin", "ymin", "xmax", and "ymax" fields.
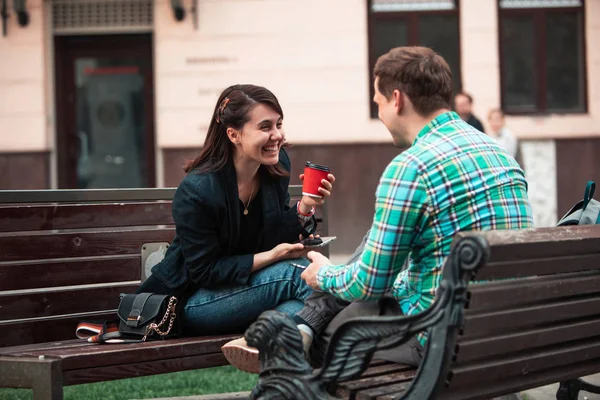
[{"xmin": 301, "ymin": 251, "xmax": 331, "ymax": 289}]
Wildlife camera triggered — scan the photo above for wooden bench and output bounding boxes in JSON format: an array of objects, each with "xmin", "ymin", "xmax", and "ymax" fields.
[
  {"xmin": 248, "ymin": 225, "xmax": 600, "ymax": 400},
  {"xmin": 0, "ymin": 185, "xmax": 328, "ymax": 400}
]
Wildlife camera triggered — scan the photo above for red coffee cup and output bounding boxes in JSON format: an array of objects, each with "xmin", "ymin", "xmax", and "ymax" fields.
[{"xmin": 302, "ymin": 161, "xmax": 330, "ymax": 198}]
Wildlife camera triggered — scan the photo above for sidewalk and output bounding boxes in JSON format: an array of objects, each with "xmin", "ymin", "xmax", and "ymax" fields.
[{"xmin": 521, "ymin": 374, "xmax": 600, "ymax": 399}]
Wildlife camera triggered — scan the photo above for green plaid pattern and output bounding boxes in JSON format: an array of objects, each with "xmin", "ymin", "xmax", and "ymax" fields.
[{"xmin": 317, "ymin": 112, "xmax": 534, "ymax": 345}]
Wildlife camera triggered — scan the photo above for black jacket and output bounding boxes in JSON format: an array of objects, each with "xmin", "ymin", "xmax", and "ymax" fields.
[
  {"xmin": 466, "ymin": 114, "xmax": 485, "ymax": 133},
  {"xmin": 150, "ymin": 149, "xmax": 313, "ymax": 293}
]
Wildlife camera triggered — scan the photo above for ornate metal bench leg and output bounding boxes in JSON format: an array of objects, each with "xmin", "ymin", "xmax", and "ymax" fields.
[{"xmin": 556, "ymin": 380, "xmax": 580, "ymax": 400}]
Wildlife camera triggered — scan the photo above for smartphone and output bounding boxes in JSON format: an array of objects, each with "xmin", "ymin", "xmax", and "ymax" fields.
[{"xmin": 298, "ymin": 236, "xmax": 337, "ymax": 248}]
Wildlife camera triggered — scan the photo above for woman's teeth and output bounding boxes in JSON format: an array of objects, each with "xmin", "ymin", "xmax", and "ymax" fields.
[{"xmin": 263, "ymin": 146, "xmax": 278, "ymax": 152}]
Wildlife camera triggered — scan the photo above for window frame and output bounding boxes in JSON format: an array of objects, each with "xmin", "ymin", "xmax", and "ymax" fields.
[
  {"xmin": 366, "ymin": 0, "xmax": 462, "ymax": 118},
  {"xmin": 497, "ymin": 0, "xmax": 588, "ymax": 115}
]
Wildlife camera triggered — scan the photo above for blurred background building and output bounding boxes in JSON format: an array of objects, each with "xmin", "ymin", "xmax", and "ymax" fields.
[{"xmin": 0, "ymin": 0, "xmax": 598, "ymax": 254}]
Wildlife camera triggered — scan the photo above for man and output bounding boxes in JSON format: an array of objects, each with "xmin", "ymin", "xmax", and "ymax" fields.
[
  {"xmin": 224, "ymin": 46, "xmax": 533, "ymax": 371},
  {"xmin": 300, "ymin": 46, "xmax": 534, "ymax": 365},
  {"xmin": 454, "ymin": 92, "xmax": 485, "ymax": 133}
]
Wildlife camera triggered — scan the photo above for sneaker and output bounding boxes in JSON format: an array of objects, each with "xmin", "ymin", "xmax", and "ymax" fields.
[
  {"xmin": 221, "ymin": 337, "xmax": 260, "ymax": 374},
  {"xmin": 222, "ymin": 330, "xmax": 313, "ymax": 374}
]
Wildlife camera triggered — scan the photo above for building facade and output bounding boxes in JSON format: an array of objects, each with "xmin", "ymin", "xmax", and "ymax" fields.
[{"xmin": 0, "ymin": 0, "xmax": 598, "ymax": 253}]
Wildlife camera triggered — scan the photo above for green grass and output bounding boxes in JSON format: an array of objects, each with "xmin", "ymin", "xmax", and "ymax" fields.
[{"xmin": 0, "ymin": 366, "xmax": 257, "ymax": 400}]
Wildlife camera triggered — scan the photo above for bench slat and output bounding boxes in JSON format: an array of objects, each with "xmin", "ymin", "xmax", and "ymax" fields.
[
  {"xmin": 336, "ymin": 369, "xmax": 415, "ymax": 398},
  {"xmin": 0, "ymin": 228, "xmax": 175, "ymax": 261},
  {"xmin": 353, "ymin": 377, "xmax": 414, "ymax": 400},
  {"xmin": 449, "ymin": 337, "xmax": 600, "ymax": 388},
  {"xmin": 0, "ymin": 312, "xmax": 116, "ymax": 348},
  {"xmin": 0, "ymin": 202, "xmax": 174, "ymax": 233},
  {"xmin": 442, "ymin": 358, "xmax": 600, "ymax": 400},
  {"xmin": 459, "ymin": 226, "xmax": 600, "ymax": 263},
  {"xmin": 63, "ymin": 352, "xmax": 229, "ymax": 386},
  {"xmin": 462, "ymin": 295, "xmax": 600, "ymax": 337},
  {"xmin": 0, "ymin": 256, "xmax": 141, "ymax": 291},
  {"xmin": 0, "ymin": 339, "xmax": 97, "ymax": 356},
  {"xmin": 456, "ymin": 316, "xmax": 600, "ymax": 363},
  {"xmin": 468, "ymin": 270, "xmax": 600, "ymax": 310},
  {"xmin": 9, "ymin": 335, "xmax": 241, "ymax": 371},
  {"xmin": 476, "ymin": 253, "xmax": 600, "ymax": 280},
  {"xmin": 0, "ymin": 283, "xmax": 139, "ymax": 320}
]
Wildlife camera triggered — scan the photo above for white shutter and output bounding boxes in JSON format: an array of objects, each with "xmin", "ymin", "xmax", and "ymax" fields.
[
  {"xmin": 52, "ymin": 0, "xmax": 153, "ymax": 34},
  {"xmin": 371, "ymin": 0, "xmax": 456, "ymax": 12},
  {"xmin": 500, "ymin": 0, "xmax": 582, "ymax": 9}
]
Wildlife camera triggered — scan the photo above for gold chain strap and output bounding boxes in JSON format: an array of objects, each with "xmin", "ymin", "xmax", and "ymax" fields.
[{"xmin": 142, "ymin": 297, "xmax": 178, "ymax": 341}]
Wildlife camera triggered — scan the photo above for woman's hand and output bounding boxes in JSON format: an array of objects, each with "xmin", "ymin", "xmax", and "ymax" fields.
[
  {"xmin": 269, "ymin": 242, "xmax": 309, "ymax": 263},
  {"xmin": 298, "ymin": 173, "xmax": 335, "ymax": 212}
]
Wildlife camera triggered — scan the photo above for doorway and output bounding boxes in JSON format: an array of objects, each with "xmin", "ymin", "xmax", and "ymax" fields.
[{"xmin": 54, "ymin": 34, "xmax": 155, "ymax": 188}]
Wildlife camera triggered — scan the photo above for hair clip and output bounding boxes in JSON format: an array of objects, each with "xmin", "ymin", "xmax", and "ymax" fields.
[{"xmin": 216, "ymin": 97, "xmax": 230, "ymax": 123}]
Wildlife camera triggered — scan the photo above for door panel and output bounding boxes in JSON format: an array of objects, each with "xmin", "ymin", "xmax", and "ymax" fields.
[{"xmin": 55, "ymin": 35, "xmax": 155, "ymax": 188}]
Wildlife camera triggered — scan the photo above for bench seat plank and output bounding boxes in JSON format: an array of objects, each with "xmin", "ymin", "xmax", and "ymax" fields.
[
  {"xmin": 338, "ymin": 369, "xmax": 416, "ymax": 398},
  {"xmin": 0, "ymin": 339, "xmax": 97, "ymax": 356},
  {"xmin": 63, "ymin": 352, "xmax": 229, "ymax": 385},
  {"xmin": 1, "ymin": 335, "xmax": 241, "ymax": 371}
]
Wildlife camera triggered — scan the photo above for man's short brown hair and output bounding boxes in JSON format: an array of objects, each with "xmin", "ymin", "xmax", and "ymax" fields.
[{"xmin": 374, "ymin": 46, "xmax": 453, "ymax": 116}]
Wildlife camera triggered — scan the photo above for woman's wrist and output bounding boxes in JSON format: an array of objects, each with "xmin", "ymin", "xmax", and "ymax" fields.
[
  {"xmin": 297, "ymin": 200, "xmax": 315, "ymax": 217},
  {"xmin": 253, "ymin": 250, "xmax": 275, "ymax": 272}
]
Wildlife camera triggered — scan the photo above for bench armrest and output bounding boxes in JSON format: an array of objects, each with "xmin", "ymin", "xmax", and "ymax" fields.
[{"xmin": 246, "ymin": 236, "xmax": 489, "ymax": 400}]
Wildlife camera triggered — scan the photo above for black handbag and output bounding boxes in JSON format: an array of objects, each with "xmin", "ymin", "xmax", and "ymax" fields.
[{"xmin": 117, "ymin": 292, "xmax": 179, "ymax": 342}]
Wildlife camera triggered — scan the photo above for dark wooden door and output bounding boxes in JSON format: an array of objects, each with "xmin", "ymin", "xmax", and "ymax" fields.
[{"xmin": 55, "ymin": 34, "xmax": 155, "ymax": 188}]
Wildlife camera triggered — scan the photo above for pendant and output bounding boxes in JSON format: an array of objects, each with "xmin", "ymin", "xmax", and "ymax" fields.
[{"xmin": 243, "ymin": 209, "xmax": 249, "ymax": 216}]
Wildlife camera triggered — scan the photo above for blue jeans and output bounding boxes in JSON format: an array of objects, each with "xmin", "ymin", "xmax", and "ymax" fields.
[{"xmin": 182, "ymin": 258, "xmax": 312, "ymax": 335}]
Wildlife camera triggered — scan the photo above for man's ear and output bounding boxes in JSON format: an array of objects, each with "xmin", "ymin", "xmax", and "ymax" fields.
[
  {"xmin": 226, "ymin": 127, "xmax": 240, "ymax": 145},
  {"xmin": 392, "ymin": 89, "xmax": 403, "ymax": 114}
]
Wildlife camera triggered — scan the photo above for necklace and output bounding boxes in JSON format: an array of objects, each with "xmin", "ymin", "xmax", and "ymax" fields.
[{"xmin": 243, "ymin": 181, "xmax": 255, "ymax": 216}]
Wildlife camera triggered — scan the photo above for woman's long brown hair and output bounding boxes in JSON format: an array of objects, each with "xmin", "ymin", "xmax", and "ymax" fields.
[{"xmin": 184, "ymin": 84, "xmax": 289, "ymax": 177}]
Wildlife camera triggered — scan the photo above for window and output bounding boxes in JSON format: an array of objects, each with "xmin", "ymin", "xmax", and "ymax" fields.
[
  {"xmin": 367, "ymin": 0, "xmax": 461, "ymax": 118},
  {"xmin": 499, "ymin": 0, "xmax": 586, "ymax": 114}
]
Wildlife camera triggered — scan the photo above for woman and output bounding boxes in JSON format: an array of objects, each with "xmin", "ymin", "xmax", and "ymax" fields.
[
  {"xmin": 137, "ymin": 84, "xmax": 335, "ymax": 338},
  {"xmin": 487, "ymin": 108, "xmax": 518, "ymax": 158}
]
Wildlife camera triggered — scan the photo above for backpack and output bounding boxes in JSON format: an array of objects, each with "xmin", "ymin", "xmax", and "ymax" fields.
[{"xmin": 557, "ymin": 181, "xmax": 600, "ymax": 226}]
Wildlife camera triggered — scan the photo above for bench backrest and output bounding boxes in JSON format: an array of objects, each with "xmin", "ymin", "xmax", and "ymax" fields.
[
  {"xmin": 0, "ymin": 186, "xmax": 326, "ymax": 348},
  {"xmin": 441, "ymin": 226, "xmax": 600, "ymax": 399}
]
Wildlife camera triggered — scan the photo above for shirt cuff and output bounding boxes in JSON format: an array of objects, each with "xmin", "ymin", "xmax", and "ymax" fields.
[{"xmin": 317, "ymin": 263, "xmax": 341, "ymax": 291}]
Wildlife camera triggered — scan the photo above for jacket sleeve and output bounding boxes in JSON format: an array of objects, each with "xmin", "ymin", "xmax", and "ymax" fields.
[
  {"xmin": 173, "ymin": 178, "xmax": 253, "ymax": 288},
  {"xmin": 277, "ymin": 149, "xmax": 317, "ymax": 243}
]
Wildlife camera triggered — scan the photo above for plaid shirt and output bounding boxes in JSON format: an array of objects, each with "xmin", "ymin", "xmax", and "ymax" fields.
[{"xmin": 317, "ymin": 112, "xmax": 534, "ymax": 344}]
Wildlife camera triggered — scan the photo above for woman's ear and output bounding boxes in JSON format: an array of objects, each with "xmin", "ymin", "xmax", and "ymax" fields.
[{"xmin": 226, "ymin": 127, "xmax": 240, "ymax": 145}]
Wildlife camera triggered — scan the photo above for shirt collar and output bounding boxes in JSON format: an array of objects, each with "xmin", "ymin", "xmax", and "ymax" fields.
[{"xmin": 413, "ymin": 111, "xmax": 462, "ymax": 145}]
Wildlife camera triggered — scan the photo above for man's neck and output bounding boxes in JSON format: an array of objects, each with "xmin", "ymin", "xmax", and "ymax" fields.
[{"xmin": 405, "ymin": 108, "xmax": 451, "ymax": 144}]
